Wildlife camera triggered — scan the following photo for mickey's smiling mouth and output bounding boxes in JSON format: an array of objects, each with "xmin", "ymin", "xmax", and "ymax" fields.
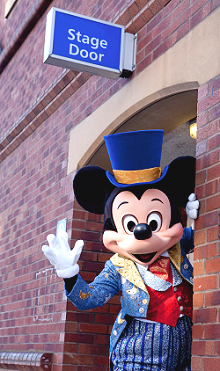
[{"xmin": 133, "ymin": 252, "xmax": 157, "ymax": 263}]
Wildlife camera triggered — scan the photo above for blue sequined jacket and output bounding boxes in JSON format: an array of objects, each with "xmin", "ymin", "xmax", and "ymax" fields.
[{"xmin": 65, "ymin": 227, "xmax": 194, "ymax": 364}]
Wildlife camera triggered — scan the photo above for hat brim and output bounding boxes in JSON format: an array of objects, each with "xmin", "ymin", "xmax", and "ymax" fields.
[
  {"xmin": 73, "ymin": 157, "xmax": 195, "ymax": 215},
  {"xmin": 106, "ymin": 165, "xmax": 169, "ymax": 188}
]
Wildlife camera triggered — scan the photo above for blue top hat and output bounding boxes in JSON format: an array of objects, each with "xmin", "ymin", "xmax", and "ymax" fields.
[{"xmin": 104, "ymin": 130, "xmax": 168, "ymax": 188}]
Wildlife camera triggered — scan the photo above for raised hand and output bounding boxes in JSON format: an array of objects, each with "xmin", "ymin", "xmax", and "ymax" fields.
[{"xmin": 42, "ymin": 230, "xmax": 84, "ymax": 278}]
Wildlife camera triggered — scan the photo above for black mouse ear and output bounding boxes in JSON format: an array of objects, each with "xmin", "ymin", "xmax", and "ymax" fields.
[
  {"xmin": 162, "ymin": 156, "xmax": 196, "ymax": 207},
  {"xmin": 73, "ymin": 166, "xmax": 115, "ymax": 214}
]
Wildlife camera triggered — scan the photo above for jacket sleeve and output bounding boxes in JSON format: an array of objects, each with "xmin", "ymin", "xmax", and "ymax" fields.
[
  {"xmin": 181, "ymin": 227, "xmax": 194, "ymax": 254},
  {"xmin": 65, "ymin": 259, "xmax": 121, "ymax": 310}
]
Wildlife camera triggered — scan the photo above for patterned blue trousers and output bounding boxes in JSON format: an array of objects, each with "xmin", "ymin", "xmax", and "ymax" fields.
[{"xmin": 111, "ymin": 316, "xmax": 192, "ymax": 371}]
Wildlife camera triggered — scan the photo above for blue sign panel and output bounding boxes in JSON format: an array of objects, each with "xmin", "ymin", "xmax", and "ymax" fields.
[
  {"xmin": 53, "ymin": 10, "xmax": 122, "ymax": 70},
  {"xmin": 44, "ymin": 8, "xmax": 126, "ymax": 79}
]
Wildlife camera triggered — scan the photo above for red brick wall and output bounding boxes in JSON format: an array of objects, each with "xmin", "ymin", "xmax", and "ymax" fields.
[
  {"xmin": 192, "ymin": 75, "xmax": 220, "ymax": 370},
  {"xmin": 0, "ymin": 108, "xmax": 73, "ymax": 370},
  {"xmin": 1, "ymin": 0, "xmax": 220, "ymax": 370}
]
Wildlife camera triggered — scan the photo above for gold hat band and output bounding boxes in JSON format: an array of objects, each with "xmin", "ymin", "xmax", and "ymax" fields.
[{"xmin": 113, "ymin": 167, "xmax": 162, "ymax": 185}]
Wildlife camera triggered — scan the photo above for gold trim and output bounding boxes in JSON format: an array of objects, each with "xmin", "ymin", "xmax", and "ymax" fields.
[
  {"xmin": 80, "ymin": 290, "xmax": 90, "ymax": 299},
  {"xmin": 113, "ymin": 167, "xmax": 162, "ymax": 184},
  {"xmin": 111, "ymin": 254, "xmax": 148, "ymax": 293},
  {"xmin": 168, "ymin": 242, "xmax": 181, "ymax": 272},
  {"xmin": 117, "ymin": 313, "xmax": 125, "ymax": 324}
]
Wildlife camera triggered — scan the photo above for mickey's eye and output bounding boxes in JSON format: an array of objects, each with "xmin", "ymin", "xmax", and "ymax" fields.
[
  {"xmin": 122, "ymin": 215, "xmax": 138, "ymax": 234},
  {"xmin": 147, "ymin": 212, "xmax": 162, "ymax": 232}
]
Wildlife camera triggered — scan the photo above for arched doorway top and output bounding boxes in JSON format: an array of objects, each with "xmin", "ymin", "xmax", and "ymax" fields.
[{"xmin": 67, "ymin": 82, "xmax": 198, "ymax": 174}]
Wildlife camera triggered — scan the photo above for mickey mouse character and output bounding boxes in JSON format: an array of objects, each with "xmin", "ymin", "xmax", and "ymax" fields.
[{"xmin": 42, "ymin": 130, "xmax": 199, "ymax": 371}]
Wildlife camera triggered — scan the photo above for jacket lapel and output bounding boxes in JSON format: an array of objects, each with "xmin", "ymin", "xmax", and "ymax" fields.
[
  {"xmin": 168, "ymin": 242, "xmax": 182, "ymax": 273},
  {"xmin": 111, "ymin": 254, "xmax": 148, "ymax": 293}
]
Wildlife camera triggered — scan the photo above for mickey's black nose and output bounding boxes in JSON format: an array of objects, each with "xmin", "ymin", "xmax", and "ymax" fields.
[{"xmin": 133, "ymin": 223, "xmax": 152, "ymax": 240}]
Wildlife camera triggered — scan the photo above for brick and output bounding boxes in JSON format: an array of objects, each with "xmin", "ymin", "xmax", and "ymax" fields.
[
  {"xmin": 93, "ymin": 355, "xmax": 109, "ymax": 365},
  {"xmin": 65, "ymin": 333, "xmax": 94, "ymax": 343},
  {"xmin": 205, "ymin": 324, "xmax": 220, "ymax": 339},
  {"xmin": 135, "ymin": 0, "xmax": 149, "ymax": 8},
  {"xmin": 78, "ymin": 343, "xmax": 108, "ymax": 355},
  {"xmin": 207, "ymin": 194, "xmax": 220, "ymax": 211},
  {"xmin": 208, "ymin": 74, "xmax": 220, "ymax": 93},
  {"xmin": 198, "ymin": 91, "xmax": 220, "ymax": 114},
  {"xmin": 162, "ymin": 16, "xmax": 180, "ymax": 40},
  {"xmin": 80, "ymin": 323, "xmax": 108, "ymax": 334},
  {"xmin": 195, "ymin": 169, "xmax": 206, "ymax": 186},
  {"xmin": 193, "ymin": 292, "xmax": 204, "ymax": 308},
  {"xmin": 128, "ymin": 2, "xmax": 139, "ymax": 17},
  {"xmin": 205, "ymin": 340, "xmax": 216, "ymax": 356},
  {"xmin": 208, "ymin": 131, "xmax": 220, "ymax": 151},
  {"xmin": 196, "ymin": 150, "xmax": 219, "ymax": 171},
  {"xmin": 207, "ymin": 163, "xmax": 220, "ymax": 181},
  {"xmin": 86, "ymin": 221, "xmax": 103, "ymax": 232},
  {"xmin": 194, "ymin": 230, "xmax": 206, "ymax": 245},
  {"xmin": 193, "ymin": 308, "xmax": 217, "ymax": 323},
  {"xmin": 169, "ymin": 20, "xmax": 189, "ymax": 46},
  {"xmin": 207, "ymin": 227, "xmax": 219, "ymax": 242},
  {"xmin": 205, "ymin": 291, "xmax": 220, "ymax": 307},
  {"xmin": 192, "ymin": 340, "xmax": 205, "ymax": 355},
  {"xmin": 196, "ymin": 179, "xmax": 218, "ymax": 199},
  {"xmin": 197, "ymin": 111, "xmax": 209, "ymax": 128},
  {"xmin": 206, "ymin": 257, "xmax": 220, "ymax": 274},
  {"xmin": 95, "ymin": 313, "xmax": 115, "ymax": 325},
  {"xmin": 63, "ymin": 353, "xmax": 92, "ymax": 365},
  {"xmin": 191, "ymin": 355, "xmax": 203, "ymax": 370},
  {"xmin": 216, "ymin": 340, "xmax": 220, "ymax": 355},
  {"xmin": 119, "ymin": 10, "xmax": 132, "ymax": 24},
  {"xmin": 204, "ymin": 357, "xmax": 220, "ymax": 371},
  {"xmin": 154, "ymin": 14, "xmax": 171, "ymax": 38},
  {"xmin": 190, "ymin": 2, "xmax": 212, "ymax": 29},
  {"xmin": 196, "ymin": 210, "xmax": 218, "ymax": 229},
  {"xmin": 149, "ymin": 0, "xmax": 163, "ymax": 15},
  {"xmin": 197, "ymin": 120, "xmax": 220, "ymax": 142},
  {"xmin": 194, "ymin": 261, "xmax": 205, "ymax": 276},
  {"xmin": 193, "ymin": 275, "xmax": 218, "ymax": 292},
  {"xmin": 132, "ymin": 13, "xmax": 146, "ymax": 30},
  {"xmin": 172, "ymin": 0, "xmax": 190, "ymax": 20},
  {"xmin": 137, "ymin": 30, "xmax": 154, "ymax": 52},
  {"xmin": 209, "ymin": 102, "xmax": 220, "ymax": 122}
]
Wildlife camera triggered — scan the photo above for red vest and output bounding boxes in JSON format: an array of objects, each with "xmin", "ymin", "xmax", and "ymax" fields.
[{"xmin": 145, "ymin": 257, "xmax": 193, "ymax": 327}]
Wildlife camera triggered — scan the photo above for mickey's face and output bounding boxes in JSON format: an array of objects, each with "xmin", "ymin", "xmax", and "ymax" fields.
[{"xmin": 103, "ymin": 189, "xmax": 183, "ymax": 266}]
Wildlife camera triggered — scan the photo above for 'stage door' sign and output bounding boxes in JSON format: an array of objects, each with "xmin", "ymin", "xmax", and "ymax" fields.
[{"xmin": 43, "ymin": 8, "xmax": 136, "ymax": 79}]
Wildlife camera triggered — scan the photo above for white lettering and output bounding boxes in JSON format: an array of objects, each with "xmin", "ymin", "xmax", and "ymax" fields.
[
  {"xmin": 91, "ymin": 37, "xmax": 99, "ymax": 49},
  {"xmin": 68, "ymin": 29, "xmax": 75, "ymax": 40},
  {"xmin": 68, "ymin": 29, "xmax": 108, "ymax": 50},
  {"xmin": 76, "ymin": 31, "xmax": 82, "ymax": 42},
  {"xmin": 100, "ymin": 40, "xmax": 107, "ymax": 49},
  {"xmin": 82, "ymin": 35, "xmax": 89, "ymax": 45},
  {"xmin": 69, "ymin": 36, "xmax": 106, "ymax": 62},
  {"xmin": 69, "ymin": 44, "xmax": 79, "ymax": 55},
  {"xmin": 90, "ymin": 52, "xmax": 98, "ymax": 60},
  {"xmin": 80, "ymin": 49, "xmax": 88, "ymax": 58}
]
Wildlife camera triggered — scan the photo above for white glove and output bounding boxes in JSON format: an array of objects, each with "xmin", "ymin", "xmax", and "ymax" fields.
[
  {"xmin": 186, "ymin": 193, "xmax": 200, "ymax": 220},
  {"xmin": 42, "ymin": 230, "xmax": 84, "ymax": 278}
]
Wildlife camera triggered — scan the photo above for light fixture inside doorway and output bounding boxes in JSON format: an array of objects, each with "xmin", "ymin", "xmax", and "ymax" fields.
[{"xmin": 189, "ymin": 117, "xmax": 197, "ymax": 139}]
